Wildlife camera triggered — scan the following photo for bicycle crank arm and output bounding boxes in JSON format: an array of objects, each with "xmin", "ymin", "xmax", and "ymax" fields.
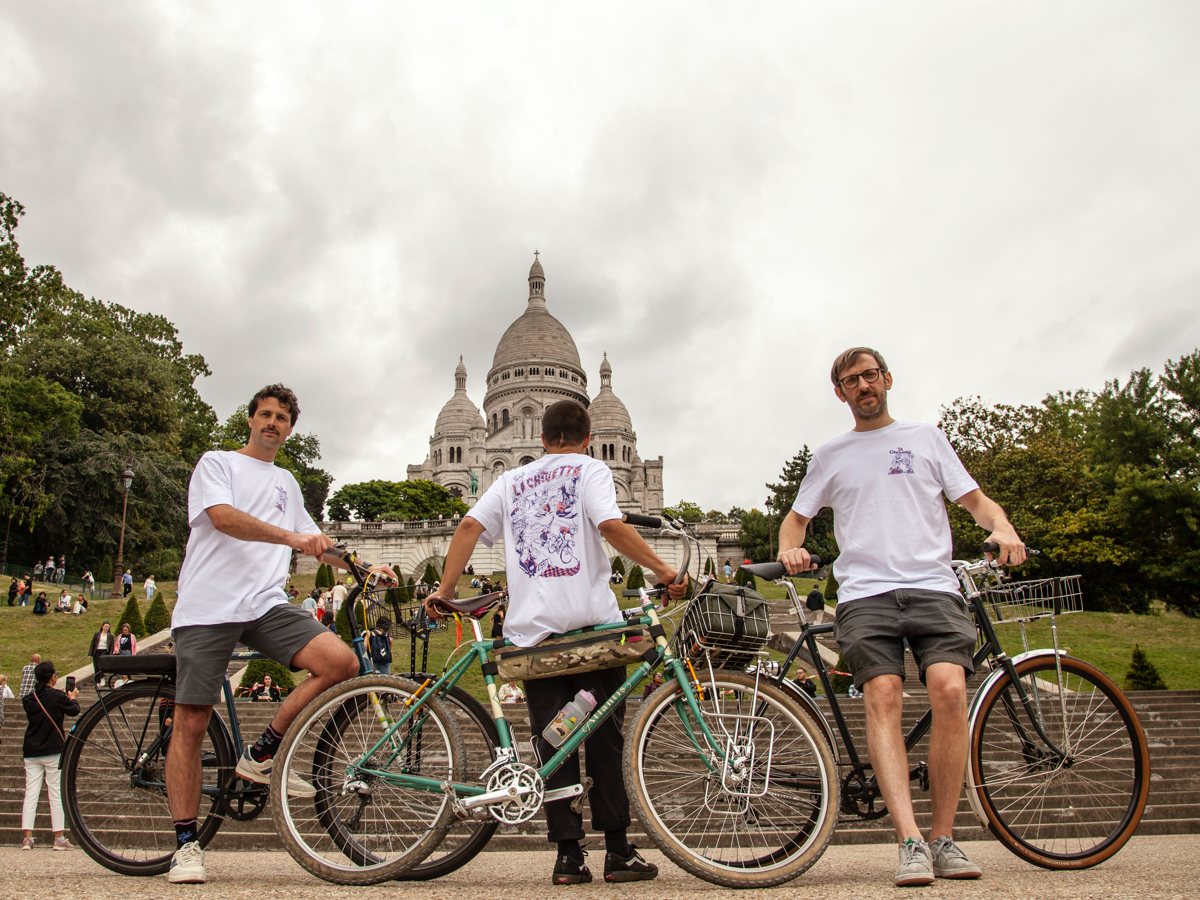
[
  {"xmin": 457, "ymin": 781, "xmax": 583, "ymax": 810},
  {"xmin": 543, "ymin": 783, "xmax": 585, "ymax": 803}
]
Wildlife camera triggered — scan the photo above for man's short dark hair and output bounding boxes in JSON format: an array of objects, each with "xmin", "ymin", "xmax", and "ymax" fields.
[
  {"xmin": 249, "ymin": 384, "xmax": 301, "ymax": 426},
  {"xmin": 542, "ymin": 400, "xmax": 590, "ymax": 448},
  {"xmin": 830, "ymin": 347, "xmax": 888, "ymax": 387},
  {"xmin": 34, "ymin": 661, "xmax": 56, "ymax": 684}
]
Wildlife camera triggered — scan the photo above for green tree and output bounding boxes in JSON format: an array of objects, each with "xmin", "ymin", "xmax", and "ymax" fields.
[
  {"xmin": 734, "ymin": 567, "xmax": 756, "ymax": 591},
  {"xmin": 1124, "ymin": 644, "xmax": 1168, "ymax": 691},
  {"xmin": 405, "ymin": 576, "xmax": 416, "ymax": 601},
  {"xmin": 241, "ymin": 659, "xmax": 295, "ymax": 694},
  {"xmin": 824, "ymin": 566, "xmax": 839, "ymax": 601},
  {"xmin": 327, "ymin": 479, "xmax": 468, "ymax": 522},
  {"xmin": 334, "ymin": 602, "xmax": 353, "ymax": 643},
  {"xmin": 98, "ymin": 555, "xmax": 113, "ymax": 583},
  {"xmin": 118, "ymin": 596, "xmax": 145, "ymax": 638},
  {"xmin": 421, "ymin": 562, "xmax": 441, "ymax": 586},
  {"xmin": 610, "ymin": 556, "xmax": 626, "ymax": 575},
  {"xmin": 662, "ymin": 500, "xmax": 705, "ymax": 522},
  {"xmin": 314, "ymin": 563, "xmax": 334, "ymax": 589},
  {"xmin": 627, "ymin": 565, "xmax": 645, "ymax": 590},
  {"xmin": 143, "ymin": 591, "xmax": 171, "ymax": 634}
]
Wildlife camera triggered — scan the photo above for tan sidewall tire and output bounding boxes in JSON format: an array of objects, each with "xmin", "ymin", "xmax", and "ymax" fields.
[
  {"xmin": 624, "ymin": 671, "xmax": 838, "ymax": 888},
  {"xmin": 270, "ymin": 675, "xmax": 466, "ymax": 885}
]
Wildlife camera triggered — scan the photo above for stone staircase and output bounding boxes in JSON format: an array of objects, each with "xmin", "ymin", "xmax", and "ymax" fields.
[{"xmin": 3, "ymin": 679, "xmax": 1196, "ymax": 851}]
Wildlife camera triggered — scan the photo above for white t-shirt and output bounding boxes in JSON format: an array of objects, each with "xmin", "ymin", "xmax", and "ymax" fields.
[
  {"xmin": 468, "ymin": 454, "xmax": 623, "ymax": 647},
  {"xmin": 174, "ymin": 450, "xmax": 321, "ymax": 628},
  {"xmin": 330, "ymin": 583, "xmax": 348, "ymax": 611},
  {"xmin": 792, "ymin": 421, "xmax": 978, "ymax": 604}
]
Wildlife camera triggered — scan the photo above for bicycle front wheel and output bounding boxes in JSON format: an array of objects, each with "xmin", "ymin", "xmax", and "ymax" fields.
[
  {"xmin": 271, "ymin": 675, "xmax": 466, "ymax": 885},
  {"xmin": 625, "ymin": 671, "xmax": 838, "ymax": 888},
  {"xmin": 970, "ymin": 655, "xmax": 1150, "ymax": 869},
  {"xmin": 61, "ymin": 682, "xmax": 234, "ymax": 875}
]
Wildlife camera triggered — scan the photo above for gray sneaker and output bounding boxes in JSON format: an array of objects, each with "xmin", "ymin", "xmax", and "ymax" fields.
[
  {"xmin": 929, "ymin": 836, "xmax": 982, "ymax": 879},
  {"xmin": 895, "ymin": 838, "xmax": 934, "ymax": 887}
]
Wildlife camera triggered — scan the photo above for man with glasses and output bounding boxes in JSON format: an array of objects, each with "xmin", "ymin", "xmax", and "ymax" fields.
[{"xmin": 778, "ymin": 347, "xmax": 1025, "ymax": 887}]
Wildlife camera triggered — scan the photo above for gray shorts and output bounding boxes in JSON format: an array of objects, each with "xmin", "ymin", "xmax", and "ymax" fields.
[
  {"xmin": 172, "ymin": 603, "xmax": 329, "ymax": 705},
  {"xmin": 834, "ymin": 588, "xmax": 976, "ymax": 690}
]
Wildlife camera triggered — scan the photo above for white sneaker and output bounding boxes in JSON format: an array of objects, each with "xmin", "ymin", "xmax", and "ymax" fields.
[
  {"xmin": 168, "ymin": 841, "xmax": 206, "ymax": 884},
  {"xmin": 235, "ymin": 748, "xmax": 315, "ymax": 799}
]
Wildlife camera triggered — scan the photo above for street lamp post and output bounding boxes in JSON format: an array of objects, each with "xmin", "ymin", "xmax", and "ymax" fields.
[{"xmin": 111, "ymin": 468, "xmax": 135, "ymax": 599}]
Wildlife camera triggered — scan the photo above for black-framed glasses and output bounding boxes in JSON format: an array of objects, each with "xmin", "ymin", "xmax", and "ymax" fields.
[{"xmin": 837, "ymin": 367, "xmax": 885, "ymax": 390}]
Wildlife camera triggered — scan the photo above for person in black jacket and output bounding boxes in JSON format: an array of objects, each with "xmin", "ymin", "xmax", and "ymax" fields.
[
  {"xmin": 21, "ymin": 660, "xmax": 80, "ymax": 850},
  {"xmin": 90, "ymin": 622, "xmax": 115, "ymax": 687}
]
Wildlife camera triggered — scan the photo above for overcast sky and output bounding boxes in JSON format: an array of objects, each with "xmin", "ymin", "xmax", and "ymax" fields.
[{"xmin": 3, "ymin": 2, "xmax": 1198, "ymax": 513}]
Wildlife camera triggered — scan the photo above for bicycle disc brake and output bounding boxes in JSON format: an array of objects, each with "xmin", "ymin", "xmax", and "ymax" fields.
[
  {"xmin": 485, "ymin": 763, "xmax": 544, "ymax": 825},
  {"xmin": 222, "ymin": 778, "xmax": 270, "ymax": 821}
]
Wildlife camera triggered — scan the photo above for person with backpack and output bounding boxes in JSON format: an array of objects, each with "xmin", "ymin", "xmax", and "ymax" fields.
[
  {"xmin": 21, "ymin": 660, "xmax": 80, "ymax": 850},
  {"xmin": 365, "ymin": 617, "xmax": 393, "ymax": 675}
]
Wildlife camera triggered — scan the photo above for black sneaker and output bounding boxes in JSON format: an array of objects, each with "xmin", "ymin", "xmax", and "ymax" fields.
[
  {"xmin": 552, "ymin": 851, "xmax": 592, "ymax": 885},
  {"xmin": 604, "ymin": 845, "xmax": 658, "ymax": 883}
]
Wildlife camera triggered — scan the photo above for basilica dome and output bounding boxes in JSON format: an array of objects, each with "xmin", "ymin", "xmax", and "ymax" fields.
[
  {"xmin": 433, "ymin": 356, "xmax": 484, "ymax": 436},
  {"xmin": 488, "ymin": 256, "xmax": 583, "ymax": 375}
]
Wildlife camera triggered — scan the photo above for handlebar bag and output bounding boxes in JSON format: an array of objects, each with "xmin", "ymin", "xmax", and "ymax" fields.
[
  {"xmin": 678, "ymin": 581, "xmax": 770, "ymax": 669},
  {"xmin": 495, "ymin": 624, "xmax": 656, "ymax": 681}
]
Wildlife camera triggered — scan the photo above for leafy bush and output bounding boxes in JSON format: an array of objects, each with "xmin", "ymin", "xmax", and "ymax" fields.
[
  {"xmin": 334, "ymin": 602, "xmax": 353, "ymax": 643},
  {"xmin": 405, "ymin": 576, "xmax": 416, "ymax": 600},
  {"xmin": 421, "ymin": 562, "xmax": 441, "ymax": 587},
  {"xmin": 829, "ymin": 653, "xmax": 853, "ymax": 696},
  {"xmin": 117, "ymin": 596, "xmax": 145, "ymax": 638},
  {"xmin": 1125, "ymin": 644, "xmax": 1168, "ymax": 691},
  {"xmin": 138, "ymin": 548, "xmax": 182, "ymax": 580},
  {"xmin": 143, "ymin": 591, "xmax": 171, "ymax": 634},
  {"xmin": 611, "ymin": 556, "xmax": 626, "ymax": 575},
  {"xmin": 734, "ymin": 567, "xmax": 756, "ymax": 591},
  {"xmin": 627, "ymin": 565, "xmax": 645, "ymax": 590},
  {"xmin": 98, "ymin": 555, "xmax": 113, "ymax": 584},
  {"xmin": 314, "ymin": 563, "xmax": 335, "ymax": 589},
  {"xmin": 825, "ymin": 567, "xmax": 839, "ymax": 601},
  {"xmin": 240, "ymin": 659, "xmax": 295, "ymax": 694}
]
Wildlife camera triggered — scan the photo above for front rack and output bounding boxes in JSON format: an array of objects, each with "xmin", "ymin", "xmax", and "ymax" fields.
[{"xmin": 981, "ymin": 575, "xmax": 1082, "ymax": 623}]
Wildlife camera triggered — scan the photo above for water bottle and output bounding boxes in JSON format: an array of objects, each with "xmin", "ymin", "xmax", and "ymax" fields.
[{"xmin": 542, "ymin": 690, "xmax": 597, "ymax": 747}]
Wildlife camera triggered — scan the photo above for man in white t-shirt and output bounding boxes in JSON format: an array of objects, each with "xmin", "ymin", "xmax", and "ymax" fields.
[
  {"xmin": 427, "ymin": 399, "xmax": 686, "ymax": 887},
  {"xmin": 778, "ymin": 347, "xmax": 1024, "ymax": 888},
  {"xmin": 329, "ymin": 579, "xmax": 348, "ymax": 613},
  {"xmin": 165, "ymin": 385, "xmax": 394, "ymax": 885}
]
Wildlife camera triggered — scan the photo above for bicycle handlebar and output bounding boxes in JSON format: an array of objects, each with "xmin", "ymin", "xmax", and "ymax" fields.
[
  {"xmin": 619, "ymin": 513, "xmax": 690, "ymax": 585},
  {"xmin": 740, "ymin": 559, "xmax": 822, "ymax": 581},
  {"xmin": 981, "ymin": 542, "xmax": 1040, "ymax": 557},
  {"xmin": 622, "ymin": 512, "xmax": 662, "ymax": 529}
]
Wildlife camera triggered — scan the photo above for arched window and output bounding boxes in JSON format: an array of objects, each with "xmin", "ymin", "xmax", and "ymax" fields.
[
  {"xmin": 546, "ymin": 368, "xmax": 555, "ymax": 376},
  {"xmin": 602, "ymin": 444, "xmax": 608, "ymax": 460},
  {"xmin": 492, "ymin": 413, "xmax": 497, "ymax": 431},
  {"xmin": 502, "ymin": 409, "xmax": 509, "ymax": 427},
  {"xmin": 608, "ymin": 444, "xmax": 615, "ymax": 460}
]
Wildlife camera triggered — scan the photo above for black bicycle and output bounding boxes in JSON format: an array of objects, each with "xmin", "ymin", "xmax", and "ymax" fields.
[{"xmin": 741, "ymin": 546, "xmax": 1150, "ymax": 870}]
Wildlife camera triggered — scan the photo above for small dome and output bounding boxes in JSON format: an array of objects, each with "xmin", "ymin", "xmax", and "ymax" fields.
[
  {"xmin": 490, "ymin": 257, "xmax": 582, "ymax": 373},
  {"xmin": 529, "ymin": 254, "xmax": 545, "ymax": 280},
  {"xmin": 589, "ymin": 353, "xmax": 632, "ymax": 432},
  {"xmin": 435, "ymin": 358, "xmax": 485, "ymax": 435}
]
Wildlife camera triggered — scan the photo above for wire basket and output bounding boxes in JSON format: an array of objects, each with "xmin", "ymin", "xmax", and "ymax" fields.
[
  {"xmin": 980, "ymin": 575, "xmax": 1083, "ymax": 623},
  {"xmin": 673, "ymin": 590, "xmax": 771, "ymax": 672}
]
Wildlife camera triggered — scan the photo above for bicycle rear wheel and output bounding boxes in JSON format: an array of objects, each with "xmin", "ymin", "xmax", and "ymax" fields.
[
  {"xmin": 271, "ymin": 675, "xmax": 465, "ymax": 885},
  {"xmin": 970, "ymin": 655, "xmax": 1150, "ymax": 869},
  {"xmin": 61, "ymin": 682, "xmax": 234, "ymax": 875},
  {"xmin": 625, "ymin": 671, "xmax": 837, "ymax": 888}
]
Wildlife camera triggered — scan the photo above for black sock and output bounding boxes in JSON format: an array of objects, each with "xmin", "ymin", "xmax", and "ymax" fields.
[
  {"xmin": 558, "ymin": 839, "xmax": 584, "ymax": 863},
  {"xmin": 249, "ymin": 724, "xmax": 284, "ymax": 762},
  {"xmin": 605, "ymin": 829, "xmax": 630, "ymax": 859},
  {"xmin": 174, "ymin": 819, "xmax": 199, "ymax": 848}
]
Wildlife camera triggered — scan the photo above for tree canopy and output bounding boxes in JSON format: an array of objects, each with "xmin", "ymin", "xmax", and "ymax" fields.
[{"xmin": 327, "ymin": 479, "xmax": 469, "ymax": 521}]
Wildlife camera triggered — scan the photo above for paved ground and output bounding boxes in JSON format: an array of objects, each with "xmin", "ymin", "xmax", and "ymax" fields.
[{"xmin": 2, "ymin": 835, "xmax": 1196, "ymax": 900}]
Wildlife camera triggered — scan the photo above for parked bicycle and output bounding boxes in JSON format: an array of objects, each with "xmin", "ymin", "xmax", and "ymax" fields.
[
  {"xmin": 271, "ymin": 517, "xmax": 840, "ymax": 888},
  {"xmin": 742, "ymin": 544, "xmax": 1150, "ymax": 870}
]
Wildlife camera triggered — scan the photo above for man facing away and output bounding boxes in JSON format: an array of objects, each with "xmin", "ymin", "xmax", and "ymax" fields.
[
  {"xmin": 427, "ymin": 399, "xmax": 687, "ymax": 886},
  {"xmin": 165, "ymin": 384, "xmax": 394, "ymax": 884},
  {"xmin": 778, "ymin": 347, "xmax": 1025, "ymax": 888}
]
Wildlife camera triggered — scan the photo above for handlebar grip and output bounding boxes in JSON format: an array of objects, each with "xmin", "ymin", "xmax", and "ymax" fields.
[
  {"xmin": 741, "ymin": 556, "xmax": 822, "ymax": 580},
  {"xmin": 623, "ymin": 513, "xmax": 662, "ymax": 529},
  {"xmin": 982, "ymin": 542, "xmax": 1040, "ymax": 558}
]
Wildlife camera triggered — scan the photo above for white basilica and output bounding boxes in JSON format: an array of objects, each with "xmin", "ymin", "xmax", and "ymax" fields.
[{"xmin": 406, "ymin": 255, "xmax": 665, "ymax": 515}]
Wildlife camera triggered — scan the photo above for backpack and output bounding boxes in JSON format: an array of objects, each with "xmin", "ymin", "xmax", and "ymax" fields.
[{"xmin": 370, "ymin": 631, "xmax": 392, "ymax": 664}]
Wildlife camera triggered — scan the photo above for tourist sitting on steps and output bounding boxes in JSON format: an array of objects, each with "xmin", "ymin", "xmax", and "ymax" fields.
[{"xmin": 427, "ymin": 398, "xmax": 688, "ymax": 886}]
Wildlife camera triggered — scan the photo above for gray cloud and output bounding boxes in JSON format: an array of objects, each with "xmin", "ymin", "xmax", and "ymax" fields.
[{"xmin": 3, "ymin": 1, "xmax": 1199, "ymax": 512}]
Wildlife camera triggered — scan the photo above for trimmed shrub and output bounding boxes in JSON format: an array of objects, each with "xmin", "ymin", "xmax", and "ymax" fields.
[
  {"xmin": 143, "ymin": 592, "xmax": 172, "ymax": 634},
  {"xmin": 98, "ymin": 555, "xmax": 114, "ymax": 584},
  {"xmin": 118, "ymin": 596, "xmax": 146, "ymax": 638},
  {"xmin": 627, "ymin": 565, "xmax": 645, "ymax": 591},
  {"xmin": 421, "ymin": 562, "xmax": 441, "ymax": 587},
  {"xmin": 315, "ymin": 563, "xmax": 335, "ymax": 589},
  {"xmin": 1125, "ymin": 644, "xmax": 1168, "ymax": 691},
  {"xmin": 405, "ymin": 576, "xmax": 416, "ymax": 600},
  {"xmin": 611, "ymin": 556, "xmax": 626, "ymax": 575},
  {"xmin": 829, "ymin": 653, "xmax": 854, "ymax": 696},
  {"xmin": 734, "ymin": 567, "xmax": 756, "ymax": 591},
  {"xmin": 824, "ymin": 567, "xmax": 839, "ymax": 601},
  {"xmin": 334, "ymin": 602, "xmax": 353, "ymax": 643},
  {"xmin": 240, "ymin": 659, "xmax": 295, "ymax": 694}
]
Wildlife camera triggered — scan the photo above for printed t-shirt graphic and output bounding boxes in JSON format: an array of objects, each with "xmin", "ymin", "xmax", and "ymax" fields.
[
  {"xmin": 510, "ymin": 463, "xmax": 583, "ymax": 578},
  {"xmin": 468, "ymin": 454, "xmax": 624, "ymax": 647}
]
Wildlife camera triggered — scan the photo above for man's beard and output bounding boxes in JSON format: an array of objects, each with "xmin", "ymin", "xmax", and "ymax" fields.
[{"xmin": 852, "ymin": 393, "xmax": 888, "ymax": 420}]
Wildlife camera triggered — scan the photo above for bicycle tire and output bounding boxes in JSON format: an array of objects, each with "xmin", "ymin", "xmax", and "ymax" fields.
[
  {"xmin": 397, "ymin": 677, "xmax": 500, "ymax": 881},
  {"xmin": 970, "ymin": 655, "xmax": 1150, "ymax": 869},
  {"xmin": 625, "ymin": 671, "xmax": 838, "ymax": 888},
  {"xmin": 61, "ymin": 681, "xmax": 235, "ymax": 876},
  {"xmin": 270, "ymin": 675, "xmax": 466, "ymax": 885}
]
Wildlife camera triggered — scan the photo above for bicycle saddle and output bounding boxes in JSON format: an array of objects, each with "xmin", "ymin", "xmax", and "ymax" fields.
[{"xmin": 431, "ymin": 590, "xmax": 506, "ymax": 620}]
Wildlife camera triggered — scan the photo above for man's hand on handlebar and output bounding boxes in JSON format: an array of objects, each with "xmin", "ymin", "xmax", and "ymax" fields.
[
  {"xmin": 777, "ymin": 547, "xmax": 817, "ymax": 576},
  {"xmin": 650, "ymin": 569, "xmax": 689, "ymax": 609},
  {"xmin": 290, "ymin": 531, "xmax": 335, "ymax": 558},
  {"xmin": 983, "ymin": 525, "xmax": 1026, "ymax": 567},
  {"xmin": 364, "ymin": 564, "xmax": 399, "ymax": 586}
]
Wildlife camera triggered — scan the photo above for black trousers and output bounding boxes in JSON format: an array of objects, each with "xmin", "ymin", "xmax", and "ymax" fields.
[{"xmin": 523, "ymin": 666, "xmax": 631, "ymax": 843}]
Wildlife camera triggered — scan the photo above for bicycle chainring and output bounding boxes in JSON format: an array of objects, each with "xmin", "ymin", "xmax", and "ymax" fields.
[
  {"xmin": 841, "ymin": 768, "xmax": 889, "ymax": 820},
  {"xmin": 485, "ymin": 763, "xmax": 544, "ymax": 825},
  {"xmin": 222, "ymin": 778, "xmax": 270, "ymax": 821}
]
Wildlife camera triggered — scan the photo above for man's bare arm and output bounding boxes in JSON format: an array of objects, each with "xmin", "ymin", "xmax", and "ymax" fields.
[
  {"xmin": 956, "ymin": 489, "xmax": 1026, "ymax": 566},
  {"xmin": 207, "ymin": 505, "xmax": 331, "ymax": 557},
  {"xmin": 777, "ymin": 510, "xmax": 817, "ymax": 575},
  {"xmin": 425, "ymin": 518, "xmax": 488, "ymax": 618},
  {"xmin": 598, "ymin": 519, "xmax": 688, "ymax": 604}
]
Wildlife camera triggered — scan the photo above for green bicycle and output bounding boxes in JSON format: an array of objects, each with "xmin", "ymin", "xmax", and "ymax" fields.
[{"xmin": 271, "ymin": 515, "xmax": 839, "ymax": 888}]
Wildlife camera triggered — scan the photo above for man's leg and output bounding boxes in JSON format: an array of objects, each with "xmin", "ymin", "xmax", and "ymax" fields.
[
  {"xmin": 264, "ymin": 630, "xmax": 358, "ymax": 737},
  {"xmin": 166, "ymin": 705, "xmax": 214, "ymax": 824},
  {"xmin": 924, "ymin": 662, "xmax": 969, "ymax": 840},
  {"xmin": 861, "ymin": 674, "xmax": 921, "ymax": 842}
]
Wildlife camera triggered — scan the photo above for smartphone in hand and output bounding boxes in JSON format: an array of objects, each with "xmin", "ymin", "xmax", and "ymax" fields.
[{"xmin": 65, "ymin": 676, "xmax": 76, "ymax": 692}]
